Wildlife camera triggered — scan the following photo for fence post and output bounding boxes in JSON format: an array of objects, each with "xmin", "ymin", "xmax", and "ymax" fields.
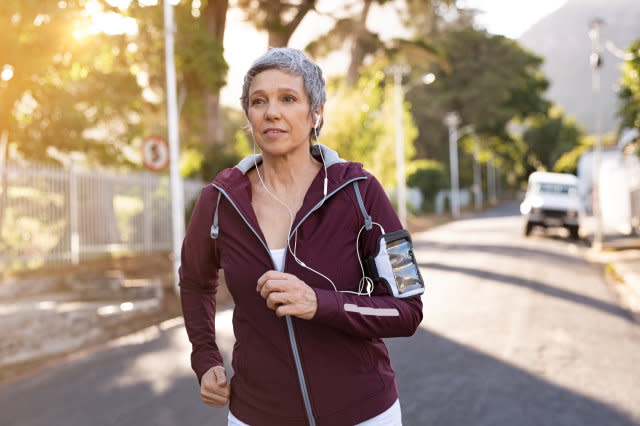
[
  {"xmin": 143, "ymin": 172, "xmax": 153, "ymax": 254},
  {"xmin": 69, "ymin": 163, "xmax": 79, "ymax": 264}
]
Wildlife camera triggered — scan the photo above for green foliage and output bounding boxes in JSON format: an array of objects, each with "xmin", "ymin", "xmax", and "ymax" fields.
[
  {"xmin": 407, "ymin": 25, "xmax": 551, "ymax": 181},
  {"xmin": 406, "ymin": 159, "xmax": 448, "ymax": 211},
  {"xmin": 522, "ymin": 108, "xmax": 584, "ymax": 172},
  {"xmin": 553, "ymin": 139, "xmax": 592, "ymax": 175},
  {"xmin": 322, "ymin": 65, "xmax": 418, "ymax": 189},
  {"xmin": 1, "ymin": 0, "xmax": 227, "ymax": 170},
  {"xmin": 617, "ymin": 39, "xmax": 640, "ymax": 130},
  {"xmin": 180, "ymin": 148, "xmax": 205, "ymax": 178}
]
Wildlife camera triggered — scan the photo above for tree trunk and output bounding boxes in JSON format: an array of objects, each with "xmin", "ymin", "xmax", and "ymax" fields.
[
  {"xmin": 267, "ymin": 0, "xmax": 316, "ymax": 48},
  {"xmin": 203, "ymin": 0, "xmax": 228, "ymax": 146},
  {"xmin": 268, "ymin": 31, "xmax": 289, "ymax": 48},
  {"xmin": 346, "ymin": 0, "xmax": 373, "ymax": 87}
]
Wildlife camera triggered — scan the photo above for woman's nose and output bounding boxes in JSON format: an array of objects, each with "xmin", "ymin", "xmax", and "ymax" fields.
[{"xmin": 265, "ymin": 102, "xmax": 281, "ymax": 120}]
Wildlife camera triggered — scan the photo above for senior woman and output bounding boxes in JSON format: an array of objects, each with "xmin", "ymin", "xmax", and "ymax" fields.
[{"xmin": 179, "ymin": 47, "xmax": 424, "ymax": 426}]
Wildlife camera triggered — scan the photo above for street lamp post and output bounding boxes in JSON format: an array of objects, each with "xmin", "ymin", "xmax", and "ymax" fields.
[
  {"xmin": 444, "ymin": 112, "xmax": 461, "ymax": 218},
  {"xmin": 589, "ymin": 18, "xmax": 604, "ymax": 250},
  {"xmin": 391, "ymin": 66, "xmax": 409, "ymax": 228},
  {"xmin": 470, "ymin": 131, "xmax": 482, "ymax": 210},
  {"xmin": 390, "ymin": 66, "xmax": 435, "ymax": 227}
]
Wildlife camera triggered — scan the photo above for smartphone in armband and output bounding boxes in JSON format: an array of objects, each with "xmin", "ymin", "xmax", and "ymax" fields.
[{"xmin": 363, "ymin": 229, "xmax": 425, "ymax": 298}]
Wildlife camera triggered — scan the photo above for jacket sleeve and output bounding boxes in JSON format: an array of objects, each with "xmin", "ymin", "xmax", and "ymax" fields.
[
  {"xmin": 179, "ymin": 185, "xmax": 224, "ymax": 383},
  {"xmin": 312, "ymin": 172, "xmax": 424, "ymax": 339}
]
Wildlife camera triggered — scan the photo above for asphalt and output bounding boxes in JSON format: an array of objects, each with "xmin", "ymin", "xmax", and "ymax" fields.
[{"xmin": 0, "ymin": 213, "xmax": 639, "ymax": 383}]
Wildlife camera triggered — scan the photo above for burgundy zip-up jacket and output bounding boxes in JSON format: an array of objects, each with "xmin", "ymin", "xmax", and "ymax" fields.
[{"xmin": 179, "ymin": 145, "xmax": 423, "ymax": 426}]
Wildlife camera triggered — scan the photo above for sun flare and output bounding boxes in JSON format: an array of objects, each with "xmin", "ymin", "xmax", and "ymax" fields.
[{"xmin": 73, "ymin": 0, "xmax": 139, "ymax": 40}]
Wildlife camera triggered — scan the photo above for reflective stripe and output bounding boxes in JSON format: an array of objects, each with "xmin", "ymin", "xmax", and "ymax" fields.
[{"xmin": 344, "ymin": 303, "xmax": 400, "ymax": 317}]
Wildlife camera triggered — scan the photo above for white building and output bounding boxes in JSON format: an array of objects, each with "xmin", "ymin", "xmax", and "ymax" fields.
[{"xmin": 577, "ymin": 128, "xmax": 640, "ymax": 235}]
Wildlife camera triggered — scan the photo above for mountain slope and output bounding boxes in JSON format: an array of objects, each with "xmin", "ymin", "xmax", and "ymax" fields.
[{"xmin": 519, "ymin": 0, "xmax": 640, "ymax": 134}]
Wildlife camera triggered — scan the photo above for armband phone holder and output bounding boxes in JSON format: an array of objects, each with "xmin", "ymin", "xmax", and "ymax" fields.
[{"xmin": 363, "ymin": 229, "xmax": 425, "ymax": 298}]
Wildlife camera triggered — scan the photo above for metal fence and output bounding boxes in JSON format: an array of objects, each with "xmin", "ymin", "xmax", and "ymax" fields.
[{"xmin": 0, "ymin": 163, "xmax": 205, "ymax": 271}]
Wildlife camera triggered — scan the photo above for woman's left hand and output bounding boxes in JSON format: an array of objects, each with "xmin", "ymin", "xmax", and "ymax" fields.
[{"xmin": 257, "ymin": 271, "xmax": 318, "ymax": 319}]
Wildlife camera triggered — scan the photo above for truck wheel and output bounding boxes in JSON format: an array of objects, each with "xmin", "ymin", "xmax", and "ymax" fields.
[
  {"xmin": 525, "ymin": 222, "xmax": 533, "ymax": 236},
  {"xmin": 568, "ymin": 225, "xmax": 579, "ymax": 240}
]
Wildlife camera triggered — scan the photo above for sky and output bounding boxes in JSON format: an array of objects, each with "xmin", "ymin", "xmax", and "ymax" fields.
[
  {"xmin": 459, "ymin": 0, "xmax": 568, "ymax": 39},
  {"xmin": 220, "ymin": 0, "xmax": 569, "ymax": 107}
]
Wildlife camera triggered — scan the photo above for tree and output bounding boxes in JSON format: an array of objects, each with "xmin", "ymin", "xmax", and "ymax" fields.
[
  {"xmin": 618, "ymin": 39, "xmax": 640, "ymax": 130},
  {"xmin": 522, "ymin": 108, "xmax": 584, "ymax": 173},
  {"xmin": 0, "ymin": 1, "xmax": 230, "ymax": 248},
  {"xmin": 322, "ymin": 63, "xmax": 419, "ymax": 189},
  {"xmin": 0, "ymin": 0, "xmax": 133, "ymax": 165},
  {"xmin": 0, "ymin": 0, "xmax": 228, "ymax": 167},
  {"xmin": 127, "ymin": 0, "xmax": 228, "ymax": 150},
  {"xmin": 201, "ymin": 0, "xmax": 228, "ymax": 145},
  {"xmin": 306, "ymin": 0, "xmax": 454, "ymax": 87},
  {"xmin": 235, "ymin": 0, "xmax": 317, "ymax": 47},
  {"xmin": 406, "ymin": 26, "xmax": 551, "ymax": 183}
]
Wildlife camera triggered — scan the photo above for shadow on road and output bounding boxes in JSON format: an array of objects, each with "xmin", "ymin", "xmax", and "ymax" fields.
[
  {"xmin": 0, "ymin": 323, "xmax": 229, "ymax": 426},
  {"xmin": 388, "ymin": 326, "xmax": 638, "ymax": 426},
  {"xmin": 422, "ymin": 262, "xmax": 635, "ymax": 323},
  {"xmin": 1, "ymin": 317, "xmax": 638, "ymax": 426},
  {"xmin": 415, "ymin": 240, "xmax": 587, "ymax": 265}
]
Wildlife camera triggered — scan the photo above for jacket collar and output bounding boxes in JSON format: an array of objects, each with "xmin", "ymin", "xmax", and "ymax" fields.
[
  {"xmin": 211, "ymin": 145, "xmax": 366, "ymax": 232},
  {"xmin": 234, "ymin": 144, "xmax": 345, "ymax": 175}
]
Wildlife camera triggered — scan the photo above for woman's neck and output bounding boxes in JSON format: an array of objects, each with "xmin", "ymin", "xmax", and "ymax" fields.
[{"xmin": 259, "ymin": 148, "xmax": 321, "ymax": 194}]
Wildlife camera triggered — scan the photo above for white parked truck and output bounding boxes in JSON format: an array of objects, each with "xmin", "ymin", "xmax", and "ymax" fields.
[{"xmin": 520, "ymin": 171, "xmax": 584, "ymax": 239}]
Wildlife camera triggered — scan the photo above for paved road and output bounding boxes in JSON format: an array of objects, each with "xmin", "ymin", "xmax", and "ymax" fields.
[{"xmin": 2, "ymin": 204, "xmax": 639, "ymax": 425}]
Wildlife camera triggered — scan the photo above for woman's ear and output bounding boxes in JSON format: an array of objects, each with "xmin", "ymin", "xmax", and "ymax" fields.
[{"xmin": 313, "ymin": 107, "xmax": 324, "ymax": 129}]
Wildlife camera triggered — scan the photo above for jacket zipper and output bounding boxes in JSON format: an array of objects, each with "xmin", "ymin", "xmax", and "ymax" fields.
[{"xmin": 213, "ymin": 176, "xmax": 366, "ymax": 426}]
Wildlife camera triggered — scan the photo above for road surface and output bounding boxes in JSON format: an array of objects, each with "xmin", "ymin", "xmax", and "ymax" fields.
[{"xmin": 1, "ymin": 203, "xmax": 639, "ymax": 425}]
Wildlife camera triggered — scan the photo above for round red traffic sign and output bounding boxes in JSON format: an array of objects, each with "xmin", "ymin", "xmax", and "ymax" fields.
[{"xmin": 142, "ymin": 136, "xmax": 169, "ymax": 171}]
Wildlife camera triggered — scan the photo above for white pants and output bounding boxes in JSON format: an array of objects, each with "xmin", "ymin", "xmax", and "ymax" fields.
[{"xmin": 228, "ymin": 399, "xmax": 402, "ymax": 426}]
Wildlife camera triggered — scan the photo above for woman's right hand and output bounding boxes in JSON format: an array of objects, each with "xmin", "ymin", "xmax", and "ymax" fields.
[{"xmin": 200, "ymin": 365, "xmax": 231, "ymax": 407}]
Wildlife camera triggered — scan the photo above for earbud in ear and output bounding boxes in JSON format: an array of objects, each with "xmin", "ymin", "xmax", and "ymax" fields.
[{"xmin": 314, "ymin": 114, "xmax": 321, "ymax": 129}]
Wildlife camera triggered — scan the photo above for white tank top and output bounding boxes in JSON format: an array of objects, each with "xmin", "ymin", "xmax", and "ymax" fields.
[{"xmin": 269, "ymin": 247, "xmax": 286, "ymax": 272}]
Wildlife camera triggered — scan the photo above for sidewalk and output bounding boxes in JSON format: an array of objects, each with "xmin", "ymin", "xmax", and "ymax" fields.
[
  {"xmin": 0, "ymin": 255, "xmax": 181, "ymax": 384},
  {"xmin": 581, "ymin": 214, "xmax": 640, "ymax": 315},
  {"xmin": 584, "ymin": 234, "xmax": 640, "ymax": 315}
]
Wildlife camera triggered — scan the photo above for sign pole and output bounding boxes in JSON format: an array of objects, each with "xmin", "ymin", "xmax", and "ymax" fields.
[{"xmin": 164, "ymin": 0, "xmax": 184, "ymax": 293}]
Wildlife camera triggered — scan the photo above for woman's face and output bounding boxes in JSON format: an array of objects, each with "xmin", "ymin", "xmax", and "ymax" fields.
[{"xmin": 247, "ymin": 69, "xmax": 316, "ymax": 156}]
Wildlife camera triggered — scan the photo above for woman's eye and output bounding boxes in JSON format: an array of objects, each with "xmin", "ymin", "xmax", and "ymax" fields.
[
  {"xmin": 251, "ymin": 98, "xmax": 264, "ymax": 105},
  {"xmin": 283, "ymin": 95, "xmax": 296, "ymax": 103}
]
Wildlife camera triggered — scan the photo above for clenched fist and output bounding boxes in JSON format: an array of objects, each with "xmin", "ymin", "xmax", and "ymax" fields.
[{"xmin": 200, "ymin": 365, "xmax": 230, "ymax": 407}]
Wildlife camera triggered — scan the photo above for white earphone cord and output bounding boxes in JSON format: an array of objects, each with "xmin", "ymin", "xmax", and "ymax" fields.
[{"xmin": 251, "ymin": 118, "xmax": 371, "ymax": 296}]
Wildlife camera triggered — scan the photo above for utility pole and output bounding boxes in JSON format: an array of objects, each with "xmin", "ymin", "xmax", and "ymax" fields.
[
  {"xmin": 472, "ymin": 134, "xmax": 483, "ymax": 210},
  {"xmin": 388, "ymin": 67, "xmax": 435, "ymax": 226},
  {"xmin": 392, "ymin": 65, "xmax": 408, "ymax": 227},
  {"xmin": 164, "ymin": 0, "xmax": 185, "ymax": 292},
  {"xmin": 589, "ymin": 18, "xmax": 604, "ymax": 250},
  {"xmin": 444, "ymin": 112, "xmax": 461, "ymax": 218}
]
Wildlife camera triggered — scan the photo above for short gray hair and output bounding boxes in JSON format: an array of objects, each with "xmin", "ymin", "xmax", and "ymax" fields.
[{"xmin": 241, "ymin": 47, "xmax": 327, "ymax": 139}]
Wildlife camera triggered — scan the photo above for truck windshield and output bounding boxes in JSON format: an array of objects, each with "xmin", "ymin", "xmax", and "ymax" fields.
[{"xmin": 533, "ymin": 182, "xmax": 577, "ymax": 195}]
